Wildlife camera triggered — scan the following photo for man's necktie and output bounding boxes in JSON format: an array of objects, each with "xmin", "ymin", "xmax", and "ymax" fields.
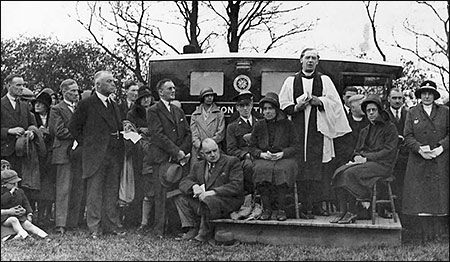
[
  {"xmin": 206, "ymin": 163, "xmax": 213, "ymax": 182},
  {"xmin": 395, "ymin": 110, "xmax": 400, "ymax": 121},
  {"xmin": 247, "ymin": 119, "xmax": 252, "ymax": 127}
]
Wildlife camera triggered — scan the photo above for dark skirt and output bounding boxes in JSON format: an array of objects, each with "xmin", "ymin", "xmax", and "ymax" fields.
[
  {"xmin": 332, "ymin": 162, "xmax": 391, "ymax": 199},
  {"xmin": 254, "ymin": 158, "xmax": 298, "ymax": 187}
]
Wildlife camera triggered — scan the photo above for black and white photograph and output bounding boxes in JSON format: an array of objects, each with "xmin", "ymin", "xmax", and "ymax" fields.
[{"xmin": 1, "ymin": 1, "xmax": 448, "ymax": 260}]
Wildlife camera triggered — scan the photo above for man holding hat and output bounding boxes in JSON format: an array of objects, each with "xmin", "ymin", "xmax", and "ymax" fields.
[
  {"xmin": 1, "ymin": 74, "xmax": 37, "ymax": 179},
  {"xmin": 402, "ymin": 80, "xmax": 449, "ymax": 242},
  {"xmin": 147, "ymin": 78, "xmax": 191, "ymax": 237},
  {"xmin": 190, "ymin": 87, "xmax": 225, "ymax": 168},
  {"xmin": 226, "ymin": 90, "xmax": 263, "ymax": 196},
  {"xmin": 174, "ymin": 138, "xmax": 244, "ymax": 242}
]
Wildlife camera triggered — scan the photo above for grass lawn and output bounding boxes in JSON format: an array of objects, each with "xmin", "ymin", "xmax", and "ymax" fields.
[{"xmin": 1, "ymin": 227, "xmax": 448, "ymax": 261}]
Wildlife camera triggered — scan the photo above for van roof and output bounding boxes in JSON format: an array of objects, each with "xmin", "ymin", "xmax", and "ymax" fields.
[{"xmin": 149, "ymin": 52, "xmax": 403, "ymax": 68}]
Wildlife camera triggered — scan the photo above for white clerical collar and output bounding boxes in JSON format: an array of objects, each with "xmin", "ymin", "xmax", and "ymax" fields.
[
  {"xmin": 301, "ymin": 70, "xmax": 314, "ymax": 77},
  {"xmin": 96, "ymin": 91, "xmax": 109, "ymax": 106}
]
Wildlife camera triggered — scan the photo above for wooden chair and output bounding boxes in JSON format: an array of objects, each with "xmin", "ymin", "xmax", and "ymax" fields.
[{"xmin": 356, "ymin": 175, "xmax": 397, "ymax": 225}]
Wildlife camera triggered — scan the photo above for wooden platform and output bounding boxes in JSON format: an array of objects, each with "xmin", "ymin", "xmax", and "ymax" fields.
[{"xmin": 211, "ymin": 213, "xmax": 402, "ymax": 247}]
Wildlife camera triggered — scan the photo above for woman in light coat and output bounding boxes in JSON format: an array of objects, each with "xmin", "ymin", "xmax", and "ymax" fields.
[
  {"xmin": 402, "ymin": 80, "xmax": 449, "ymax": 242},
  {"xmin": 190, "ymin": 87, "xmax": 225, "ymax": 168}
]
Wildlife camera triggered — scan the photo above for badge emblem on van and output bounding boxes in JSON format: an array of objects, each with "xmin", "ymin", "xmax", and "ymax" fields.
[{"xmin": 233, "ymin": 75, "xmax": 251, "ymax": 93}]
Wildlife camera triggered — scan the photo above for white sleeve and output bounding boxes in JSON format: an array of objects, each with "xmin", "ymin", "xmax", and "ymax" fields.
[{"xmin": 279, "ymin": 76, "xmax": 295, "ymax": 110}]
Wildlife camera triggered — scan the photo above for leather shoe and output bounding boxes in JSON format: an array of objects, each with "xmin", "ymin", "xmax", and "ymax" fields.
[
  {"xmin": 193, "ymin": 233, "xmax": 209, "ymax": 242},
  {"xmin": 56, "ymin": 227, "xmax": 66, "ymax": 234},
  {"xmin": 277, "ymin": 210, "xmax": 287, "ymax": 221},
  {"xmin": 313, "ymin": 207, "xmax": 330, "ymax": 216},
  {"xmin": 304, "ymin": 211, "xmax": 315, "ymax": 219},
  {"xmin": 329, "ymin": 213, "xmax": 345, "ymax": 223},
  {"xmin": 177, "ymin": 227, "xmax": 198, "ymax": 241},
  {"xmin": 107, "ymin": 230, "xmax": 126, "ymax": 236},
  {"xmin": 91, "ymin": 232, "xmax": 101, "ymax": 239},
  {"xmin": 259, "ymin": 209, "xmax": 272, "ymax": 220},
  {"xmin": 270, "ymin": 210, "xmax": 278, "ymax": 220},
  {"xmin": 338, "ymin": 212, "xmax": 357, "ymax": 224}
]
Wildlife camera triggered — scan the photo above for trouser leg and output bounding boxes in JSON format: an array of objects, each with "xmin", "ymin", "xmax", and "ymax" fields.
[
  {"xmin": 173, "ymin": 195, "xmax": 200, "ymax": 228},
  {"xmin": 55, "ymin": 164, "xmax": 72, "ymax": 227}
]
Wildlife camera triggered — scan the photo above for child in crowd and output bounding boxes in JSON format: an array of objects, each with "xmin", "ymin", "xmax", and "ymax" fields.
[{"xmin": 1, "ymin": 168, "xmax": 50, "ymax": 241}]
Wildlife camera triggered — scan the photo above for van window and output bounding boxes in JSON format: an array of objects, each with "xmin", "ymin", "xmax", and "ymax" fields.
[
  {"xmin": 190, "ymin": 72, "xmax": 224, "ymax": 96},
  {"xmin": 261, "ymin": 72, "xmax": 296, "ymax": 95}
]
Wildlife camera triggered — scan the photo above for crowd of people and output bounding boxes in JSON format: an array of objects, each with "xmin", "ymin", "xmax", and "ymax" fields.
[{"xmin": 1, "ymin": 47, "xmax": 448, "ymax": 244}]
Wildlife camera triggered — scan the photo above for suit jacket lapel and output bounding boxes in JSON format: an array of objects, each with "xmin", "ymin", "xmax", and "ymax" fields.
[
  {"xmin": 1, "ymin": 96, "xmax": 20, "ymax": 122},
  {"xmin": 158, "ymin": 101, "xmax": 175, "ymax": 124},
  {"xmin": 60, "ymin": 102, "xmax": 73, "ymax": 121},
  {"xmin": 205, "ymin": 156, "xmax": 225, "ymax": 189},
  {"xmin": 93, "ymin": 94, "xmax": 117, "ymax": 129}
]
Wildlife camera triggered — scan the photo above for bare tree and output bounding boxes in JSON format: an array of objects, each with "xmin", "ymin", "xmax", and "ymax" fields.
[
  {"xmin": 363, "ymin": 1, "xmax": 386, "ymax": 61},
  {"xmin": 205, "ymin": 1, "xmax": 317, "ymax": 53},
  {"xmin": 392, "ymin": 1, "xmax": 449, "ymax": 91}
]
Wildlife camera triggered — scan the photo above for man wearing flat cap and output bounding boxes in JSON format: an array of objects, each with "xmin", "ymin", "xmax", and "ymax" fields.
[
  {"xmin": 190, "ymin": 87, "xmax": 225, "ymax": 168},
  {"xmin": 226, "ymin": 91, "xmax": 263, "ymax": 196},
  {"xmin": 1, "ymin": 74, "xmax": 37, "ymax": 180}
]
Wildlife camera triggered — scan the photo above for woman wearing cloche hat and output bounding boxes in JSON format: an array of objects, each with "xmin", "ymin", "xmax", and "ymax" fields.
[
  {"xmin": 190, "ymin": 87, "xmax": 225, "ymax": 168},
  {"xmin": 248, "ymin": 92, "xmax": 301, "ymax": 221},
  {"xmin": 402, "ymin": 80, "xmax": 449, "ymax": 242}
]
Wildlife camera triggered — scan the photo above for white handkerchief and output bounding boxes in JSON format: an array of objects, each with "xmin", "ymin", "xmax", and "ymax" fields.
[
  {"xmin": 72, "ymin": 140, "xmax": 78, "ymax": 150},
  {"xmin": 296, "ymin": 93, "xmax": 309, "ymax": 104},
  {"xmin": 200, "ymin": 184, "xmax": 205, "ymax": 192},
  {"xmin": 419, "ymin": 145, "xmax": 431, "ymax": 153},
  {"xmin": 121, "ymin": 131, "xmax": 142, "ymax": 144}
]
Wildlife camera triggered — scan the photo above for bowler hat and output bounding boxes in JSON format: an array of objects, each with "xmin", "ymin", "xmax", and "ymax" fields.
[
  {"xmin": 259, "ymin": 92, "xmax": 280, "ymax": 109},
  {"xmin": 361, "ymin": 94, "xmax": 383, "ymax": 114},
  {"xmin": 233, "ymin": 90, "xmax": 253, "ymax": 105},
  {"xmin": 415, "ymin": 80, "xmax": 440, "ymax": 100},
  {"xmin": 159, "ymin": 162, "xmax": 183, "ymax": 188},
  {"xmin": 214, "ymin": 230, "xmax": 238, "ymax": 246},
  {"xmin": 136, "ymin": 87, "xmax": 152, "ymax": 102},
  {"xmin": 34, "ymin": 91, "xmax": 52, "ymax": 109},
  {"xmin": 1, "ymin": 170, "xmax": 22, "ymax": 185}
]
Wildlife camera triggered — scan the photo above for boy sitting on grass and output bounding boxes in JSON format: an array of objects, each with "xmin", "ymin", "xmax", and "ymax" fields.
[{"xmin": 1, "ymin": 168, "xmax": 50, "ymax": 241}]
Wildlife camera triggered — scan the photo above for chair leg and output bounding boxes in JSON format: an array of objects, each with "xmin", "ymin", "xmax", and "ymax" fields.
[
  {"xmin": 294, "ymin": 182, "xmax": 299, "ymax": 219},
  {"xmin": 387, "ymin": 182, "xmax": 397, "ymax": 223},
  {"xmin": 372, "ymin": 183, "xmax": 377, "ymax": 225}
]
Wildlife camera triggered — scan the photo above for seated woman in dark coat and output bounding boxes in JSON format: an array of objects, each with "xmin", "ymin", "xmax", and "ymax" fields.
[
  {"xmin": 248, "ymin": 92, "xmax": 300, "ymax": 221},
  {"xmin": 331, "ymin": 94, "xmax": 398, "ymax": 224}
]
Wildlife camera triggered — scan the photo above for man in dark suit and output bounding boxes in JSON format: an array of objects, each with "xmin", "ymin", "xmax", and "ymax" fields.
[
  {"xmin": 226, "ymin": 91, "xmax": 262, "ymax": 196},
  {"xmin": 1, "ymin": 74, "xmax": 37, "ymax": 178},
  {"xmin": 175, "ymin": 138, "xmax": 244, "ymax": 242},
  {"xmin": 118, "ymin": 80, "xmax": 139, "ymax": 120},
  {"xmin": 68, "ymin": 71, "xmax": 124, "ymax": 238},
  {"xmin": 384, "ymin": 88, "xmax": 408, "ymax": 217},
  {"xmin": 49, "ymin": 79, "xmax": 84, "ymax": 234},
  {"xmin": 147, "ymin": 78, "xmax": 191, "ymax": 237}
]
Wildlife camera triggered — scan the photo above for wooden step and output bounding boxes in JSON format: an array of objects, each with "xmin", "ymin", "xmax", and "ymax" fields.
[{"xmin": 211, "ymin": 213, "xmax": 402, "ymax": 247}]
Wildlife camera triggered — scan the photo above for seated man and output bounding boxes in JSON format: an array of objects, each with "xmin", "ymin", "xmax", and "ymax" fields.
[
  {"xmin": 331, "ymin": 94, "xmax": 398, "ymax": 224},
  {"xmin": 174, "ymin": 138, "xmax": 244, "ymax": 242}
]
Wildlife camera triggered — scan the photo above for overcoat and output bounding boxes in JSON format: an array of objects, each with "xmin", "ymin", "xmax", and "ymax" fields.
[
  {"xmin": 178, "ymin": 154, "xmax": 244, "ymax": 219},
  {"xmin": 68, "ymin": 93, "xmax": 124, "ymax": 179},
  {"xmin": 332, "ymin": 111, "xmax": 398, "ymax": 199},
  {"xmin": 402, "ymin": 103, "xmax": 449, "ymax": 215},
  {"xmin": 190, "ymin": 103, "xmax": 225, "ymax": 149},
  {"xmin": 248, "ymin": 112, "xmax": 300, "ymax": 187}
]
